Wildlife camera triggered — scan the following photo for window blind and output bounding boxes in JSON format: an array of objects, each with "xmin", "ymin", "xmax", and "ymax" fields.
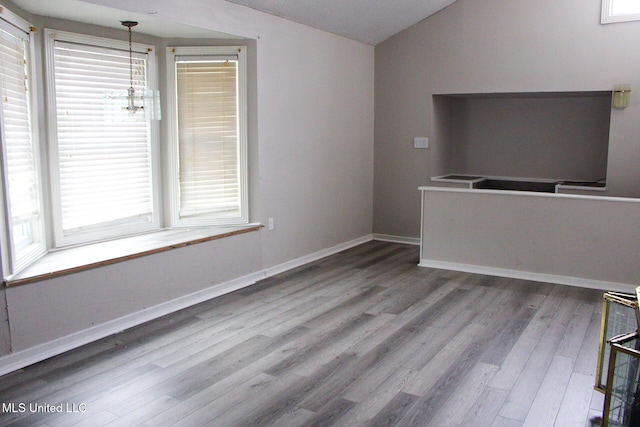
[
  {"xmin": 0, "ymin": 26, "xmax": 44, "ymax": 271},
  {"xmin": 175, "ymin": 58, "xmax": 240, "ymax": 219},
  {"xmin": 52, "ymin": 41, "xmax": 154, "ymax": 236}
]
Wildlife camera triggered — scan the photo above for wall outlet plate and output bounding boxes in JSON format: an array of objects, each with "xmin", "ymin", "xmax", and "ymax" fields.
[{"xmin": 414, "ymin": 137, "xmax": 429, "ymax": 149}]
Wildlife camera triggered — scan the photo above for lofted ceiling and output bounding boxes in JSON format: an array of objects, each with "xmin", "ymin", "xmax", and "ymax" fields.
[
  {"xmin": 224, "ymin": 0, "xmax": 457, "ymax": 45},
  {"xmin": 10, "ymin": 0, "xmax": 457, "ymax": 45}
]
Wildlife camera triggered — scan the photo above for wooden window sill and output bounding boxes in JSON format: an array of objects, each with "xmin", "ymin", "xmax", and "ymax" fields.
[{"xmin": 4, "ymin": 224, "xmax": 262, "ymax": 288}]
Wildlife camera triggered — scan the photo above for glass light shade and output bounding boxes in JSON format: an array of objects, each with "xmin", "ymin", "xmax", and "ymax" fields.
[{"xmin": 105, "ymin": 87, "xmax": 161, "ymax": 121}]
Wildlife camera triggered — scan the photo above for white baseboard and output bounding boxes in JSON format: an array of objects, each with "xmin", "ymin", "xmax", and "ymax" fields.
[
  {"xmin": 0, "ymin": 234, "xmax": 373, "ymax": 377},
  {"xmin": 419, "ymin": 258, "xmax": 635, "ymax": 293},
  {"xmin": 372, "ymin": 234, "xmax": 420, "ymax": 246},
  {"xmin": 263, "ymin": 234, "xmax": 373, "ymax": 278}
]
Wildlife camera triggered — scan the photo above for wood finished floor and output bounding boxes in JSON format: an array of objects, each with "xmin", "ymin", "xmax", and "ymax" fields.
[{"xmin": 0, "ymin": 241, "xmax": 607, "ymax": 427}]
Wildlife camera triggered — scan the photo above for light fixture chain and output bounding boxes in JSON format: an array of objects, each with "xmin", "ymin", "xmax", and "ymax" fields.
[{"xmin": 128, "ymin": 23, "xmax": 133, "ymax": 88}]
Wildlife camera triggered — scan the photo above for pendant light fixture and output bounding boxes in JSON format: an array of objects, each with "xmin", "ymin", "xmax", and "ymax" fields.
[{"xmin": 105, "ymin": 20, "xmax": 160, "ymax": 121}]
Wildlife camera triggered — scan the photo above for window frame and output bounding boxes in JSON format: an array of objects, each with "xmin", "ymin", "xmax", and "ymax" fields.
[
  {"xmin": 0, "ymin": 8, "xmax": 46, "ymax": 276},
  {"xmin": 165, "ymin": 46, "xmax": 249, "ymax": 228},
  {"xmin": 602, "ymin": 0, "xmax": 640, "ymax": 24},
  {"xmin": 44, "ymin": 29, "xmax": 162, "ymax": 248}
]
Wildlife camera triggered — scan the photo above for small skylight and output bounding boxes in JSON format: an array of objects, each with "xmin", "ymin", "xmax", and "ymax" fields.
[{"xmin": 602, "ymin": 0, "xmax": 640, "ymax": 23}]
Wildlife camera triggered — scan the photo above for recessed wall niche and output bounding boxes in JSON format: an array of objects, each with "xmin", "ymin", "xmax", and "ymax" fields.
[{"xmin": 432, "ymin": 91, "xmax": 612, "ymax": 183}]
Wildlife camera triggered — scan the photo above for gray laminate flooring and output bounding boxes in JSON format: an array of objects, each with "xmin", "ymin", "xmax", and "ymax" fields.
[{"xmin": 0, "ymin": 241, "xmax": 607, "ymax": 426}]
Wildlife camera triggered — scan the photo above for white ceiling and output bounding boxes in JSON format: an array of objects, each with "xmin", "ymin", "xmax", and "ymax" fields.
[
  {"xmin": 224, "ymin": 0, "xmax": 457, "ymax": 45},
  {"xmin": 10, "ymin": 0, "xmax": 237, "ymax": 39}
]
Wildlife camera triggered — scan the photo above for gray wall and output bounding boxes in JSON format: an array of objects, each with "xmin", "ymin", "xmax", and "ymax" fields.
[
  {"xmin": 374, "ymin": 0, "xmax": 640, "ymax": 238},
  {"xmin": 447, "ymin": 94, "xmax": 611, "ymax": 181},
  {"xmin": 0, "ymin": 0, "xmax": 374, "ymax": 360},
  {"xmin": 420, "ymin": 188, "xmax": 640, "ymax": 288}
]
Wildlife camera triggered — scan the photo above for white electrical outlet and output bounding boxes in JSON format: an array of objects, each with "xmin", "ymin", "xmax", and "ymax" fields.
[
  {"xmin": 268, "ymin": 217, "xmax": 274, "ymax": 230},
  {"xmin": 414, "ymin": 137, "xmax": 429, "ymax": 149}
]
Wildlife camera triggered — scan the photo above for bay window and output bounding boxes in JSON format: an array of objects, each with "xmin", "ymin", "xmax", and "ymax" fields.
[{"xmin": 0, "ymin": 15, "xmax": 250, "ymax": 280}]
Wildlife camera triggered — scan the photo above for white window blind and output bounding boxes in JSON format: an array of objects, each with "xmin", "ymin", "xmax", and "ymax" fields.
[
  {"xmin": 50, "ymin": 37, "xmax": 156, "ymax": 244},
  {"xmin": 175, "ymin": 57, "xmax": 242, "ymax": 220},
  {"xmin": 0, "ymin": 23, "xmax": 45, "ymax": 273}
]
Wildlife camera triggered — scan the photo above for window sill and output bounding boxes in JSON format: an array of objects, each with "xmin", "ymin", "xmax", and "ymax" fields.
[{"xmin": 4, "ymin": 224, "xmax": 262, "ymax": 288}]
